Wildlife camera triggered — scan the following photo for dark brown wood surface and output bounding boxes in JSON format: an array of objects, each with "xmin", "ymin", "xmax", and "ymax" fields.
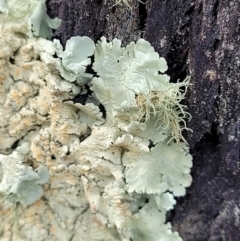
[{"xmin": 47, "ymin": 0, "xmax": 240, "ymax": 240}]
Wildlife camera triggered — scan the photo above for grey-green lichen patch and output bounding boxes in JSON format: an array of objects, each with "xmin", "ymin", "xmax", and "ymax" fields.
[
  {"xmin": 0, "ymin": 1, "xmax": 192, "ymax": 241},
  {"xmin": 46, "ymin": 37, "xmax": 95, "ymax": 83},
  {"xmin": 0, "ymin": 0, "xmax": 61, "ymax": 38},
  {"xmin": 0, "ymin": 151, "xmax": 49, "ymax": 207},
  {"xmin": 92, "ymin": 37, "xmax": 191, "ymax": 143}
]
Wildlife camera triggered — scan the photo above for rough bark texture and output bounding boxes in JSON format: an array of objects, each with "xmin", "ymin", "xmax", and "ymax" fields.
[{"xmin": 47, "ymin": 0, "xmax": 240, "ymax": 240}]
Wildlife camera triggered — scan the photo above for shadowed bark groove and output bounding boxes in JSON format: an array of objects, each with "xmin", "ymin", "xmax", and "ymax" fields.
[{"xmin": 47, "ymin": 0, "xmax": 240, "ymax": 240}]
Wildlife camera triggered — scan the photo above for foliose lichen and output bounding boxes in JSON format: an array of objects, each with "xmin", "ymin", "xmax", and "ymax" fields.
[{"xmin": 0, "ymin": 1, "xmax": 192, "ymax": 240}]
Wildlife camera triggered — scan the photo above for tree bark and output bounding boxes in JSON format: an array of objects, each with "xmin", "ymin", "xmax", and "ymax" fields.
[{"xmin": 47, "ymin": 0, "xmax": 240, "ymax": 240}]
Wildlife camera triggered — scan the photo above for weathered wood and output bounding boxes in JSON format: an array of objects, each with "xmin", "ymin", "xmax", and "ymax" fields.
[{"xmin": 47, "ymin": 0, "xmax": 240, "ymax": 240}]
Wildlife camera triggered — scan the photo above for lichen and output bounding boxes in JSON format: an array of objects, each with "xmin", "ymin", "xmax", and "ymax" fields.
[
  {"xmin": 0, "ymin": 1, "xmax": 192, "ymax": 241},
  {"xmin": 112, "ymin": 0, "xmax": 143, "ymax": 7}
]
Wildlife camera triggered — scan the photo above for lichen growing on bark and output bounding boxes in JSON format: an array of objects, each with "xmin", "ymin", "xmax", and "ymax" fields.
[{"xmin": 0, "ymin": 1, "xmax": 192, "ymax": 241}]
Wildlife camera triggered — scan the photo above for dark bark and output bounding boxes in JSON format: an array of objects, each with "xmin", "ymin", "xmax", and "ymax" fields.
[{"xmin": 47, "ymin": 0, "xmax": 240, "ymax": 240}]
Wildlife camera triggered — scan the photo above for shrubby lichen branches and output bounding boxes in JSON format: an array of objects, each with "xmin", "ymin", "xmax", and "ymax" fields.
[
  {"xmin": 135, "ymin": 79, "xmax": 191, "ymax": 143},
  {"xmin": 112, "ymin": 0, "xmax": 144, "ymax": 7},
  {"xmin": 0, "ymin": 1, "xmax": 192, "ymax": 241}
]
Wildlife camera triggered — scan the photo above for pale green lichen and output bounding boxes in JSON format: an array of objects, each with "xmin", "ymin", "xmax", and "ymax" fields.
[
  {"xmin": 135, "ymin": 78, "xmax": 191, "ymax": 143},
  {"xmin": 0, "ymin": 152, "xmax": 49, "ymax": 207},
  {"xmin": 0, "ymin": 1, "xmax": 192, "ymax": 241},
  {"xmin": 0, "ymin": 0, "xmax": 61, "ymax": 38},
  {"xmin": 92, "ymin": 37, "xmax": 191, "ymax": 143}
]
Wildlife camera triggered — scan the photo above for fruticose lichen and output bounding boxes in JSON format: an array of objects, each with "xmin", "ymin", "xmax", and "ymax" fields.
[
  {"xmin": 0, "ymin": 1, "xmax": 192, "ymax": 241},
  {"xmin": 112, "ymin": 0, "xmax": 143, "ymax": 7},
  {"xmin": 113, "ymin": 0, "xmax": 132, "ymax": 6}
]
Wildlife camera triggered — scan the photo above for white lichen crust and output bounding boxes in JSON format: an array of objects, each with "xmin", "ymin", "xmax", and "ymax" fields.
[{"xmin": 0, "ymin": 1, "xmax": 192, "ymax": 241}]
